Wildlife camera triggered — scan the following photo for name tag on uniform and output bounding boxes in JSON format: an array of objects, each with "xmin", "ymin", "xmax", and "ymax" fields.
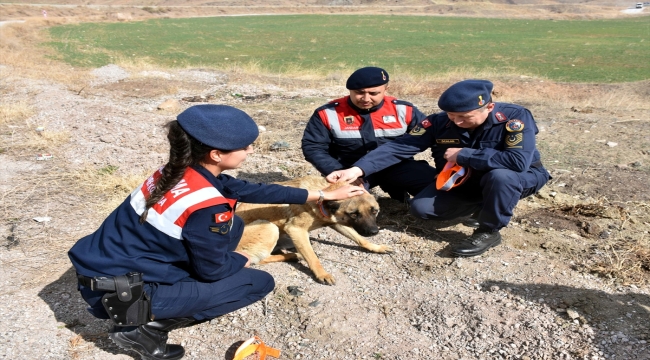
[
  {"xmin": 436, "ymin": 139, "xmax": 460, "ymax": 144},
  {"xmin": 382, "ymin": 115, "xmax": 396, "ymax": 123}
]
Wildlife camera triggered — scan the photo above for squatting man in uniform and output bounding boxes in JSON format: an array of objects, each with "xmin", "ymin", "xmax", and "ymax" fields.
[
  {"xmin": 327, "ymin": 80, "xmax": 551, "ymax": 257},
  {"xmin": 302, "ymin": 66, "xmax": 436, "ymax": 203},
  {"xmin": 68, "ymin": 105, "xmax": 365, "ymax": 360}
]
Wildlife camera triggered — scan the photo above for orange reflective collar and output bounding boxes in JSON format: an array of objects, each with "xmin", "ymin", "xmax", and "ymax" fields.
[
  {"xmin": 436, "ymin": 162, "xmax": 471, "ymax": 191},
  {"xmin": 233, "ymin": 336, "xmax": 281, "ymax": 360}
]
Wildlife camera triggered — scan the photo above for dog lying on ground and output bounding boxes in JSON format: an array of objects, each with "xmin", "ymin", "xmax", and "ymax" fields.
[{"xmin": 235, "ymin": 175, "xmax": 391, "ymax": 285}]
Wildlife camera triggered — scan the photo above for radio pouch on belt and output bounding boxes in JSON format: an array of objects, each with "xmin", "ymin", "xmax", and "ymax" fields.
[{"xmin": 101, "ymin": 273, "xmax": 152, "ymax": 326}]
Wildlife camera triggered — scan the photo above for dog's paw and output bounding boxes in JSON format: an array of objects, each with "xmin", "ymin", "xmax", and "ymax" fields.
[
  {"xmin": 368, "ymin": 244, "xmax": 392, "ymax": 253},
  {"xmin": 317, "ymin": 273, "xmax": 336, "ymax": 285}
]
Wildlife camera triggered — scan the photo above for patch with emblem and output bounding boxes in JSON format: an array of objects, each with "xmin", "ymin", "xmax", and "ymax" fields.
[
  {"xmin": 210, "ymin": 218, "xmax": 233, "ymax": 234},
  {"xmin": 505, "ymin": 133, "xmax": 523, "ymax": 148},
  {"xmin": 478, "ymin": 95, "xmax": 485, "ymax": 106},
  {"xmin": 214, "ymin": 211, "xmax": 232, "ymax": 223},
  {"xmin": 344, "ymin": 116, "xmax": 354, "ymax": 125},
  {"xmin": 421, "ymin": 119, "xmax": 432, "ymax": 128},
  {"xmin": 495, "ymin": 112, "xmax": 507, "ymax": 122},
  {"xmin": 436, "ymin": 139, "xmax": 460, "ymax": 144},
  {"xmin": 409, "ymin": 126, "xmax": 425, "ymax": 136},
  {"xmin": 505, "ymin": 119, "xmax": 525, "ymax": 132},
  {"xmin": 382, "ymin": 115, "xmax": 396, "ymax": 123}
]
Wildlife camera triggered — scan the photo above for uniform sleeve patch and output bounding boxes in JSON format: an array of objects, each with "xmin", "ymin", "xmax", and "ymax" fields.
[
  {"xmin": 505, "ymin": 133, "xmax": 523, "ymax": 148},
  {"xmin": 210, "ymin": 218, "xmax": 233, "ymax": 234},
  {"xmin": 505, "ymin": 119, "xmax": 525, "ymax": 132},
  {"xmin": 409, "ymin": 126, "xmax": 426, "ymax": 136},
  {"xmin": 421, "ymin": 119, "xmax": 432, "ymax": 128},
  {"xmin": 214, "ymin": 211, "xmax": 233, "ymax": 223},
  {"xmin": 495, "ymin": 112, "xmax": 508, "ymax": 122}
]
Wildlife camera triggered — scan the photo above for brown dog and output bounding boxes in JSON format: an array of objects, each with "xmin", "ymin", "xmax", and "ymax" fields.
[{"xmin": 235, "ymin": 176, "xmax": 391, "ymax": 285}]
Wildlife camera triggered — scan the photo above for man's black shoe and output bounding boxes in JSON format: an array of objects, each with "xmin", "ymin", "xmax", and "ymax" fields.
[
  {"xmin": 451, "ymin": 229, "xmax": 502, "ymax": 257},
  {"xmin": 461, "ymin": 210, "xmax": 481, "ymax": 228},
  {"xmin": 110, "ymin": 318, "xmax": 194, "ymax": 360}
]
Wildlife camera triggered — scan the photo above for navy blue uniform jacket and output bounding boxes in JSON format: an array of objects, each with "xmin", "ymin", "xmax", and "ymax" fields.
[
  {"xmin": 69, "ymin": 165, "xmax": 308, "ymax": 285},
  {"xmin": 355, "ymin": 103, "xmax": 545, "ymax": 177}
]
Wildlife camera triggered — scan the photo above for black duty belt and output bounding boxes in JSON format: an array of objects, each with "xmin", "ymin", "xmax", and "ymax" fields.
[{"xmin": 77, "ymin": 272, "xmax": 143, "ymax": 292}]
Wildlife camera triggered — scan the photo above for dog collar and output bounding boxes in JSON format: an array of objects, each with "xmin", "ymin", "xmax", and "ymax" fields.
[{"xmin": 318, "ymin": 202, "xmax": 329, "ymax": 218}]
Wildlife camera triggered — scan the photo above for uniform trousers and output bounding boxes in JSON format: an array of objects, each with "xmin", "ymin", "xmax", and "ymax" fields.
[
  {"xmin": 409, "ymin": 167, "xmax": 550, "ymax": 231},
  {"xmin": 365, "ymin": 159, "xmax": 436, "ymax": 200},
  {"xmin": 79, "ymin": 268, "xmax": 274, "ymax": 322},
  {"xmin": 78, "ymin": 213, "xmax": 275, "ymax": 322}
]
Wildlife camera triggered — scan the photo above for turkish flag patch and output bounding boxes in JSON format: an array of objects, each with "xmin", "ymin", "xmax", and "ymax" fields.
[
  {"xmin": 421, "ymin": 119, "xmax": 432, "ymax": 128},
  {"xmin": 214, "ymin": 211, "xmax": 233, "ymax": 223}
]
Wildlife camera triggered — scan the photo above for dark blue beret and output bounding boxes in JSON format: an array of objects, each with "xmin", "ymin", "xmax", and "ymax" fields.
[
  {"xmin": 346, "ymin": 67, "xmax": 389, "ymax": 90},
  {"xmin": 176, "ymin": 104, "xmax": 259, "ymax": 150},
  {"xmin": 438, "ymin": 80, "xmax": 493, "ymax": 112}
]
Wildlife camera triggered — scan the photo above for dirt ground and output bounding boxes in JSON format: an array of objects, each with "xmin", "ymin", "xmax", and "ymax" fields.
[{"xmin": 1, "ymin": 3, "xmax": 650, "ymax": 360}]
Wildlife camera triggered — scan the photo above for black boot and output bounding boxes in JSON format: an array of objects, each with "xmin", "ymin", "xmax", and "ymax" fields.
[
  {"xmin": 451, "ymin": 228, "xmax": 502, "ymax": 257},
  {"xmin": 461, "ymin": 210, "xmax": 481, "ymax": 228},
  {"xmin": 110, "ymin": 318, "xmax": 195, "ymax": 360}
]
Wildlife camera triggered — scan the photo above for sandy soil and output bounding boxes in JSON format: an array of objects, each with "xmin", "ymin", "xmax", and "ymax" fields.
[{"xmin": 0, "ymin": 4, "xmax": 649, "ymax": 360}]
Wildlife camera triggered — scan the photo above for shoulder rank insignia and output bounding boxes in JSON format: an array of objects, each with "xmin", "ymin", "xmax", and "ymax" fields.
[
  {"xmin": 505, "ymin": 133, "xmax": 523, "ymax": 148},
  {"xmin": 505, "ymin": 119, "xmax": 524, "ymax": 132},
  {"xmin": 409, "ymin": 126, "xmax": 425, "ymax": 136}
]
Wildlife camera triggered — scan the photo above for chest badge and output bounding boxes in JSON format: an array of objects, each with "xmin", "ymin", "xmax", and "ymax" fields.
[
  {"xmin": 344, "ymin": 116, "xmax": 354, "ymax": 125},
  {"xmin": 382, "ymin": 115, "xmax": 396, "ymax": 123},
  {"xmin": 505, "ymin": 119, "xmax": 525, "ymax": 132}
]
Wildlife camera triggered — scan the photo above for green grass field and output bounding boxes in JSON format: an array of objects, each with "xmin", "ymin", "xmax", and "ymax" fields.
[{"xmin": 46, "ymin": 15, "xmax": 650, "ymax": 83}]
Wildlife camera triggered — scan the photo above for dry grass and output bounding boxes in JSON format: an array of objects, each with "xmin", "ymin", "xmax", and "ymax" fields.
[
  {"xmin": 0, "ymin": 19, "xmax": 90, "ymax": 88},
  {"xmin": 0, "ymin": 101, "xmax": 33, "ymax": 125}
]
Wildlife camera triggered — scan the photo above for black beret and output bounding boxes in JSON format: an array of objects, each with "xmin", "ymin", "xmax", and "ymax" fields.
[
  {"xmin": 346, "ymin": 67, "xmax": 389, "ymax": 90},
  {"xmin": 438, "ymin": 80, "xmax": 493, "ymax": 112},
  {"xmin": 176, "ymin": 104, "xmax": 259, "ymax": 150}
]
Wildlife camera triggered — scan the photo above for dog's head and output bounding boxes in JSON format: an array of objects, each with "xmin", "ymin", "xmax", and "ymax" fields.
[{"xmin": 323, "ymin": 183, "xmax": 380, "ymax": 236}]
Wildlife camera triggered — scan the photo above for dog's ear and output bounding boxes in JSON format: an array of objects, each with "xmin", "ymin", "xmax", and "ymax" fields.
[{"xmin": 325, "ymin": 200, "xmax": 341, "ymax": 213}]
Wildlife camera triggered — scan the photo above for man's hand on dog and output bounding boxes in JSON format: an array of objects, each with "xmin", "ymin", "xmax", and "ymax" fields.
[{"xmin": 326, "ymin": 166, "xmax": 364, "ymax": 184}]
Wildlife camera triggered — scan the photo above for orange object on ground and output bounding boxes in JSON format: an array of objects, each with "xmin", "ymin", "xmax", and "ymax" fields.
[
  {"xmin": 233, "ymin": 336, "xmax": 281, "ymax": 360},
  {"xmin": 436, "ymin": 162, "xmax": 471, "ymax": 191}
]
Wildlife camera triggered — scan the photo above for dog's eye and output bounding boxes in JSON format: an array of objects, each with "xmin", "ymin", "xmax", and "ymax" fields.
[
  {"xmin": 348, "ymin": 212, "xmax": 359, "ymax": 219},
  {"xmin": 371, "ymin": 207, "xmax": 378, "ymax": 215}
]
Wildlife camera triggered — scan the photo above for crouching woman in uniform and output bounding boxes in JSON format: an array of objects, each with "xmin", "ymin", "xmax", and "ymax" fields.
[{"xmin": 68, "ymin": 104, "xmax": 365, "ymax": 360}]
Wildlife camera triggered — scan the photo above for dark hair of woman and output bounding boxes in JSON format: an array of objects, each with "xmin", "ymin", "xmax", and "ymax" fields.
[{"xmin": 139, "ymin": 120, "xmax": 217, "ymax": 224}]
